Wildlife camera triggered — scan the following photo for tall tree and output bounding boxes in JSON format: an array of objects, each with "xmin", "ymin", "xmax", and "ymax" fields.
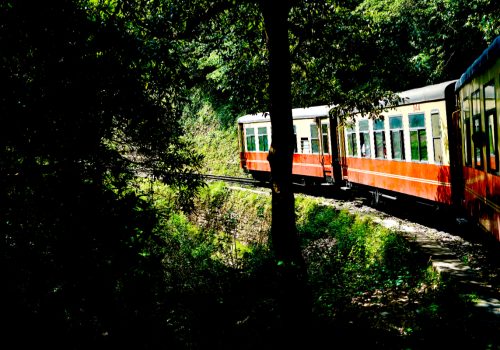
[
  {"xmin": 259, "ymin": 0, "xmax": 311, "ymax": 343},
  {"xmin": 164, "ymin": 0, "xmax": 311, "ymax": 340}
]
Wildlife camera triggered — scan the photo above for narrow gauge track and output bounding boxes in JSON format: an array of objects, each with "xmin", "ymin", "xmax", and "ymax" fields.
[
  {"xmin": 201, "ymin": 174, "xmax": 338, "ymax": 195},
  {"xmin": 201, "ymin": 173, "xmax": 350, "ymax": 198},
  {"xmin": 202, "ymin": 174, "xmax": 270, "ymax": 187}
]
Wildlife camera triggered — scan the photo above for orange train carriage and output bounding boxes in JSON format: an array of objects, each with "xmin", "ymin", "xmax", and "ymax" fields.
[
  {"xmin": 455, "ymin": 35, "xmax": 500, "ymax": 241},
  {"xmin": 340, "ymin": 80, "xmax": 458, "ymax": 205},
  {"xmin": 237, "ymin": 35, "xmax": 500, "ymax": 242},
  {"xmin": 237, "ymin": 105, "xmax": 333, "ymax": 182}
]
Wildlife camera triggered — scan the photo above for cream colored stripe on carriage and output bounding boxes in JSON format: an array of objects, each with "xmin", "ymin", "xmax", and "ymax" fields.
[{"xmin": 347, "ymin": 168, "xmax": 451, "ymax": 187}]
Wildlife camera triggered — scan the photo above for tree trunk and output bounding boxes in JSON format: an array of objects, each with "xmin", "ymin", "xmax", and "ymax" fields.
[{"xmin": 259, "ymin": 1, "xmax": 310, "ymax": 345}]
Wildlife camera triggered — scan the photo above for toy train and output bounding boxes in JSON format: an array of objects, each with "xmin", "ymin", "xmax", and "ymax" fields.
[{"xmin": 238, "ymin": 35, "xmax": 500, "ymax": 242}]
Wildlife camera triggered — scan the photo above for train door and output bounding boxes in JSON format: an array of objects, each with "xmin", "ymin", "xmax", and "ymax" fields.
[
  {"xmin": 336, "ymin": 120, "xmax": 350, "ymax": 182},
  {"xmin": 329, "ymin": 113, "xmax": 343, "ymax": 184},
  {"xmin": 313, "ymin": 118, "xmax": 328, "ymax": 180},
  {"xmin": 446, "ymin": 78, "xmax": 464, "ymax": 208},
  {"xmin": 450, "ymin": 109, "xmax": 464, "ymax": 206},
  {"xmin": 238, "ymin": 123, "xmax": 246, "ymax": 169}
]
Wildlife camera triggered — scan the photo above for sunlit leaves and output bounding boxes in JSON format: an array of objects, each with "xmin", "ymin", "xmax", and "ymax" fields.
[{"xmin": 357, "ymin": 0, "xmax": 499, "ymax": 84}]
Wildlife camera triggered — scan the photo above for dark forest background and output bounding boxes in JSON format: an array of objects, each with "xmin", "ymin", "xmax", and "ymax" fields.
[{"xmin": 1, "ymin": 0, "xmax": 498, "ymax": 348}]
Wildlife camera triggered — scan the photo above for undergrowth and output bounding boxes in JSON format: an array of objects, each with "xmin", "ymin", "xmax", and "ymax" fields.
[
  {"xmin": 296, "ymin": 197, "xmax": 429, "ymax": 320},
  {"xmin": 140, "ymin": 180, "xmax": 494, "ymax": 348}
]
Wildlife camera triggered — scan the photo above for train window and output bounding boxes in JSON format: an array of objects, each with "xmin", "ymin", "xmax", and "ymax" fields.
[
  {"xmin": 473, "ymin": 117, "xmax": 483, "ymax": 168},
  {"xmin": 431, "ymin": 112, "xmax": 443, "ymax": 163},
  {"xmin": 310, "ymin": 124, "xmax": 320, "ymax": 153},
  {"xmin": 245, "ymin": 127, "xmax": 256, "ymax": 151},
  {"xmin": 390, "ymin": 116, "xmax": 404, "ymax": 160},
  {"xmin": 409, "ymin": 113, "xmax": 428, "ymax": 161},
  {"xmin": 472, "ymin": 90, "xmax": 483, "ymax": 168},
  {"xmin": 484, "ymin": 81, "xmax": 498, "ymax": 172},
  {"xmin": 322, "ymin": 124, "xmax": 330, "ymax": 154},
  {"xmin": 463, "ymin": 97, "xmax": 472, "ymax": 166},
  {"xmin": 258, "ymin": 127, "xmax": 269, "ymax": 152},
  {"xmin": 301, "ymin": 137, "xmax": 310, "ymax": 154},
  {"xmin": 346, "ymin": 126, "xmax": 357, "ymax": 156},
  {"xmin": 373, "ymin": 119, "xmax": 386, "ymax": 159},
  {"xmin": 484, "ymin": 81, "xmax": 496, "ymax": 111},
  {"xmin": 293, "ymin": 125, "xmax": 298, "ymax": 153},
  {"xmin": 359, "ymin": 120, "xmax": 371, "ymax": 157}
]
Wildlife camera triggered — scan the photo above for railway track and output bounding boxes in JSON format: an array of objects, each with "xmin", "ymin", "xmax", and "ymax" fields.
[
  {"xmin": 200, "ymin": 173, "xmax": 352, "ymax": 200},
  {"xmin": 202, "ymin": 174, "xmax": 269, "ymax": 187},
  {"xmin": 201, "ymin": 174, "xmax": 337, "ymax": 191}
]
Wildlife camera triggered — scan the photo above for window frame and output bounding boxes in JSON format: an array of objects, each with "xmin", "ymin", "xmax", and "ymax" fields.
[
  {"xmin": 322, "ymin": 124, "xmax": 330, "ymax": 154},
  {"xmin": 431, "ymin": 111, "xmax": 443, "ymax": 164},
  {"xmin": 484, "ymin": 80, "xmax": 498, "ymax": 173},
  {"xmin": 245, "ymin": 127, "xmax": 256, "ymax": 152},
  {"xmin": 358, "ymin": 119, "xmax": 371, "ymax": 158},
  {"xmin": 463, "ymin": 96, "xmax": 472, "ymax": 166},
  {"xmin": 346, "ymin": 125, "xmax": 357, "ymax": 157},
  {"xmin": 373, "ymin": 119, "xmax": 386, "ymax": 159},
  {"xmin": 310, "ymin": 124, "xmax": 320, "ymax": 154},
  {"xmin": 408, "ymin": 113, "xmax": 428, "ymax": 162},
  {"xmin": 301, "ymin": 137, "xmax": 310, "ymax": 154},
  {"xmin": 471, "ymin": 89, "xmax": 483, "ymax": 169},
  {"xmin": 257, "ymin": 126, "xmax": 269, "ymax": 152},
  {"xmin": 389, "ymin": 115, "xmax": 405, "ymax": 160}
]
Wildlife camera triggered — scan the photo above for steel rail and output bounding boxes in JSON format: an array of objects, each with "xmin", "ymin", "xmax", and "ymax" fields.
[{"xmin": 201, "ymin": 174, "xmax": 269, "ymax": 186}]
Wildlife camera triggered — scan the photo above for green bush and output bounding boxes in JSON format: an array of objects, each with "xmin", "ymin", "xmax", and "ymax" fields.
[{"xmin": 294, "ymin": 195, "xmax": 431, "ymax": 320}]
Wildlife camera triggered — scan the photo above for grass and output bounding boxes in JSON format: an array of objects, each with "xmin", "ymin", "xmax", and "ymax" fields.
[
  {"xmin": 182, "ymin": 97, "xmax": 246, "ymax": 177},
  {"xmin": 143, "ymin": 180, "xmax": 499, "ymax": 348}
]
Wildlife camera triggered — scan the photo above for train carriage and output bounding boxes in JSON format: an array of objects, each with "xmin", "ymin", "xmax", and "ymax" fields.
[
  {"xmin": 238, "ymin": 105, "xmax": 334, "ymax": 182},
  {"xmin": 340, "ymin": 80, "xmax": 458, "ymax": 205},
  {"xmin": 455, "ymin": 35, "xmax": 500, "ymax": 241}
]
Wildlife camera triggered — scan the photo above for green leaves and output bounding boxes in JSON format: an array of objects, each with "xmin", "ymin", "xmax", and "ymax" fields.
[{"xmin": 0, "ymin": 1, "xmax": 205, "ymax": 346}]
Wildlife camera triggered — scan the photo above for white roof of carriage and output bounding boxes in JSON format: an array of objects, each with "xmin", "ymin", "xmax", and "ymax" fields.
[
  {"xmin": 237, "ymin": 105, "xmax": 332, "ymax": 124},
  {"xmin": 397, "ymin": 80, "xmax": 457, "ymax": 105}
]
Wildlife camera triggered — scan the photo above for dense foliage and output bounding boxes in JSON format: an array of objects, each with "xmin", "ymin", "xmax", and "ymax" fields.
[
  {"xmin": 181, "ymin": 0, "xmax": 499, "ymax": 121},
  {"xmin": 1, "ymin": 0, "xmax": 499, "ymax": 347},
  {"xmin": 0, "ymin": 1, "xmax": 201, "ymax": 346}
]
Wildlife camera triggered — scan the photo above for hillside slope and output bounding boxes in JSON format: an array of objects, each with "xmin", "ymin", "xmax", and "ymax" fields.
[{"xmin": 183, "ymin": 101, "xmax": 246, "ymax": 177}]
